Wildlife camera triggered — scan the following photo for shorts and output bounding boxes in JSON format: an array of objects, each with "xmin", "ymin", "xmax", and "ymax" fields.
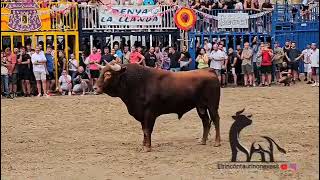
[
  {"xmin": 221, "ymin": 69, "xmax": 226, "ymax": 75},
  {"xmin": 19, "ymin": 70, "xmax": 32, "ymax": 80},
  {"xmin": 9, "ymin": 73, "xmax": 18, "ymax": 84},
  {"xmin": 214, "ymin": 69, "xmax": 221, "ymax": 76},
  {"xmin": 33, "ymin": 71, "xmax": 47, "ymax": 81},
  {"xmin": 241, "ymin": 64, "xmax": 253, "ymax": 74},
  {"xmin": 288, "ymin": 61, "xmax": 299, "ymax": 71},
  {"xmin": 275, "ymin": 63, "xmax": 283, "ymax": 72},
  {"xmin": 46, "ymin": 71, "xmax": 55, "ymax": 80},
  {"xmin": 312, "ymin": 67, "xmax": 319, "ymax": 76},
  {"xmin": 61, "ymin": 84, "xmax": 71, "ymax": 91},
  {"xmin": 260, "ymin": 65, "xmax": 272, "ymax": 74},
  {"xmin": 90, "ymin": 70, "xmax": 100, "ymax": 79},
  {"xmin": 73, "ymin": 82, "xmax": 88, "ymax": 92},
  {"xmin": 304, "ymin": 63, "xmax": 312, "ymax": 73}
]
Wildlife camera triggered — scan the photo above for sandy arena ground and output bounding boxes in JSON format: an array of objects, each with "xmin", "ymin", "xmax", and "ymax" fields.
[{"xmin": 1, "ymin": 83, "xmax": 319, "ymax": 180}]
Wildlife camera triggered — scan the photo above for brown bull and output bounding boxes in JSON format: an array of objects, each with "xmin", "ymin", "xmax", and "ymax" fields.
[{"xmin": 94, "ymin": 63, "xmax": 221, "ymax": 152}]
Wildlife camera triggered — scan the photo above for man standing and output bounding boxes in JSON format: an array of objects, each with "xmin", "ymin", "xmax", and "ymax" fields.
[
  {"xmin": 179, "ymin": 46, "xmax": 192, "ymax": 71},
  {"xmin": 301, "ymin": 44, "xmax": 312, "ymax": 84},
  {"xmin": 285, "ymin": 42, "xmax": 301, "ymax": 83},
  {"xmin": 144, "ymin": 47, "xmax": 157, "ymax": 68},
  {"xmin": 218, "ymin": 43, "xmax": 228, "ymax": 86},
  {"xmin": 169, "ymin": 47, "xmax": 181, "ymax": 72},
  {"xmin": 273, "ymin": 42, "xmax": 285, "ymax": 84},
  {"xmin": 209, "ymin": 44, "xmax": 225, "ymax": 83},
  {"xmin": 154, "ymin": 46, "xmax": 163, "ymax": 66},
  {"xmin": 18, "ymin": 46, "xmax": 32, "ymax": 97},
  {"xmin": 310, "ymin": 43, "xmax": 319, "ymax": 87},
  {"xmin": 31, "ymin": 46, "xmax": 48, "ymax": 97},
  {"xmin": 129, "ymin": 46, "xmax": 145, "ymax": 65},
  {"xmin": 122, "ymin": 46, "xmax": 131, "ymax": 64},
  {"xmin": 101, "ymin": 47, "xmax": 110, "ymax": 65},
  {"xmin": 45, "ymin": 46, "xmax": 55, "ymax": 95},
  {"xmin": 241, "ymin": 42, "xmax": 254, "ymax": 87},
  {"xmin": 5, "ymin": 48, "xmax": 18, "ymax": 97},
  {"xmin": 114, "ymin": 44, "xmax": 123, "ymax": 59},
  {"xmin": 88, "ymin": 46, "xmax": 101, "ymax": 91}
]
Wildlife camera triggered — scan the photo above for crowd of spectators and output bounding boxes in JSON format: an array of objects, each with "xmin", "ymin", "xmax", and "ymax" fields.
[{"xmin": 1, "ymin": 39, "xmax": 319, "ymax": 98}]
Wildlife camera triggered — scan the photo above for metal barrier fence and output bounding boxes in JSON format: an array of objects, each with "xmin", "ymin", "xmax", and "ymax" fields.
[
  {"xmin": 192, "ymin": 9, "xmax": 273, "ymax": 34},
  {"xmin": 78, "ymin": 4, "xmax": 177, "ymax": 31}
]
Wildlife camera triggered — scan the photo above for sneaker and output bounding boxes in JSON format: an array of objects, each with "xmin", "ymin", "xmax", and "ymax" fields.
[
  {"xmin": 307, "ymin": 81, "xmax": 313, "ymax": 84},
  {"xmin": 311, "ymin": 83, "xmax": 318, "ymax": 87},
  {"xmin": 37, "ymin": 93, "xmax": 42, "ymax": 97},
  {"xmin": 68, "ymin": 92, "xmax": 72, "ymax": 96},
  {"xmin": 304, "ymin": 78, "xmax": 308, "ymax": 81},
  {"xmin": 43, "ymin": 93, "xmax": 50, "ymax": 97}
]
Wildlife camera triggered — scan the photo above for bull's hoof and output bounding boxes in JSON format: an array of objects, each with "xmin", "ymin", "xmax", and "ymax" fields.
[
  {"xmin": 143, "ymin": 146, "xmax": 151, "ymax": 152},
  {"xmin": 214, "ymin": 142, "xmax": 221, "ymax": 147},
  {"xmin": 200, "ymin": 140, "xmax": 207, "ymax": 145}
]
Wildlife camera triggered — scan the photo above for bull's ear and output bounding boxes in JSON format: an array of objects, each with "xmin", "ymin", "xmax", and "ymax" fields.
[
  {"xmin": 247, "ymin": 114, "xmax": 252, "ymax": 118},
  {"xmin": 232, "ymin": 116, "xmax": 237, "ymax": 120},
  {"xmin": 104, "ymin": 71, "xmax": 112, "ymax": 81}
]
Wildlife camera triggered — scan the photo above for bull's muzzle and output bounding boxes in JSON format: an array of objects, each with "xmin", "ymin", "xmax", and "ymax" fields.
[{"xmin": 93, "ymin": 85, "xmax": 102, "ymax": 94}]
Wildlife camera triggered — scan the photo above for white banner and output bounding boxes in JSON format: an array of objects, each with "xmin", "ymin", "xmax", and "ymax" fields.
[
  {"xmin": 99, "ymin": 6, "xmax": 162, "ymax": 26},
  {"xmin": 218, "ymin": 13, "xmax": 249, "ymax": 29}
]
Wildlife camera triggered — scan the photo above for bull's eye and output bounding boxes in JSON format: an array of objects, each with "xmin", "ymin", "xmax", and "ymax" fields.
[{"xmin": 104, "ymin": 71, "xmax": 112, "ymax": 80}]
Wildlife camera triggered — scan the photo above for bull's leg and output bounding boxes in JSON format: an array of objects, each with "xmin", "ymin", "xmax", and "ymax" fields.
[
  {"xmin": 196, "ymin": 106, "xmax": 210, "ymax": 145},
  {"xmin": 141, "ymin": 122, "xmax": 146, "ymax": 146},
  {"xmin": 208, "ymin": 108, "xmax": 221, "ymax": 147},
  {"xmin": 143, "ymin": 111, "xmax": 156, "ymax": 152}
]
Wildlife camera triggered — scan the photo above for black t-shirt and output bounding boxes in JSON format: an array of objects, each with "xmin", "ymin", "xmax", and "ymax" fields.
[
  {"xmin": 102, "ymin": 54, "xmax": 116, "ymax": 65},
  {"xmin": 262, "ymin": 3, "xmax": 273, "ymax": 8},
  {"xmin": 169, "ymin": 51, "xmax": 181, "ymax": 68},
  {"xmin": 280, "ymin": 66, "xmax": 289, "ymax": 76},
  {"xmin": 226, "ymin": 0, "xmax": 235, "ymax": 9},
  {"xmin": 227, "ymin": 52, "xmax": 237, "ymax": 70},
  {"xmin": 144, "ymin": 53, "xmax": 157, "ymax": 67},
  {"xmin": 20, "ymin": 54, "xmax": 31, "ymax": 72},
  {"xmin": 181, "ymin": 51, "xmax": 191, "ymax": 62},
  {"xmin": 283, "ymin": 47, "xmax": 291, "ymax": 62},
  {"xmin": 74, "ymin": 71, "xmax": 89, "ymax": 84},
  {"xmin": 287, "ymin": 48, "xmax": 301, "ymax": 62}
]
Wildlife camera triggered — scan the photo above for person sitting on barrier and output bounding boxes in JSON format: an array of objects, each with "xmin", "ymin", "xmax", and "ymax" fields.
[
  {"xmin": 72, "ymin": 66, "xmax": 89, "ymax": 96},
  {"xmin": 58, "ymin": 70, "xmax": 72, "ymax": 96}
]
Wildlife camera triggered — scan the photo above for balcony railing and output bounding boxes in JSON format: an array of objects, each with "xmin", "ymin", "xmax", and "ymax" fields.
[
  {"xmin": 1, "ymin": 2, "xmax": 78, "ymax": 32},
  {"xmin": 78, "ymin": 4, "xmax": 177, "ymax": 31}
]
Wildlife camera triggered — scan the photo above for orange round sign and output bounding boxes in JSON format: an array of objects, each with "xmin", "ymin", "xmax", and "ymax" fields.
[{"xmin": 174, "ymin": 7, "xmax": 197, "ymax": 31}]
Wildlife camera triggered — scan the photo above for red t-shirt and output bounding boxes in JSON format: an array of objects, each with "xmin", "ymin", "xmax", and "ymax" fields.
[
  {"xmin": 129, "ymin": 51, "xmax": 142, "ymax": 64},
  {"xmin": 261, "ymin": 50, "xmax": 272, "ymax": 66}
]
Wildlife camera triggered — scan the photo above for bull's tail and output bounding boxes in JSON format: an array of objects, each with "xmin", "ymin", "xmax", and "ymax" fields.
[{"xmin": 261, "ymin": 136, "xmax": 286, "ymax": 154}]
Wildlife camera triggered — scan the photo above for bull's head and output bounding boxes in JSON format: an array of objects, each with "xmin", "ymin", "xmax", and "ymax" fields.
[
  {"xmin": 93, "ymin": 63, "xmax": 127, "ymax": 96},
  {"xmin": 232, "ymin": 108, "xmax": 253, "ymax": 126}
]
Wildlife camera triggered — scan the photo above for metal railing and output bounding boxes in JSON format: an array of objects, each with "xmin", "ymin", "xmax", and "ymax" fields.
[
  {"xmin": 192, "ymin": 9, "xmax": 273, "ymax": 34},
  {"xmin": 1, "ymin": 2, "xmax": 78, "ymax": 31},
  {"xmin": 78, "ymin": 4, "xmax": 177, "ymax": 31}
]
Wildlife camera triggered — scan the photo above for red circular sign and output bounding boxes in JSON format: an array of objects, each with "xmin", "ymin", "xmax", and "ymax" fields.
[{"xmin": 174, "ymin": 7, "xmax": 197, "ymax": 31}]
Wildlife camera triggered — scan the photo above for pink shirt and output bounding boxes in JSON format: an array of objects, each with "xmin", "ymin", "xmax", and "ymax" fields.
[
  {"xmin": 129, "ymin": 51, "xmax": 143, "ymax": 64},
  {"xmin": 89, "ymin": 53, "xmax": 101, "ymax": 70}
]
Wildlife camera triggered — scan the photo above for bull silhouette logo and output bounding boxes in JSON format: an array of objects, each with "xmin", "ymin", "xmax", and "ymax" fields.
[{"xmin": 229, "ymin": 108, "xmax": 286, "ymax": 162}]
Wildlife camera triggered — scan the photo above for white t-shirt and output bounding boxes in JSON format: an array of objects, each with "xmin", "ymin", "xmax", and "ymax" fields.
[
  {"xmin": 68, "ymin": 59, "xmax": 78, "ymax": 71},
  {"xmin": 310, "ymin": 48, "xmax": 319, "ymax": 67},
  {"xmin": 31, "ymin": 52, "xmax": 47, "ymax": 72},
  {"xmin": 209, "ymin": 50, "xmax": 226, "ymax": 70},
  {"xmin": 59, "ymin": 75, "xmax": 72, "ymax": 87},
  {"xmin": 302, "ymin": 48, "xmax": 312, "ymax": 63}
]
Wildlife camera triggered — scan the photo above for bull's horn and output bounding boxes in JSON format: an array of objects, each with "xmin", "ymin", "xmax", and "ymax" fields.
[
  {"xmin": 235, "ymin": 108, "xmax": 245, "ymax": 116},
  {"xmin": 110, "ymin": 64, "xmax": 121, "ymax": 71},
  {"xmin": 95, "ymin": 62, "xmax": 105, "ymax": 69}
]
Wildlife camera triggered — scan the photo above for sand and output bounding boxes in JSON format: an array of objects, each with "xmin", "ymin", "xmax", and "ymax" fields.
[{"xmin": 1, "ymin": 83, "xmax": 319, "ymax": 180}]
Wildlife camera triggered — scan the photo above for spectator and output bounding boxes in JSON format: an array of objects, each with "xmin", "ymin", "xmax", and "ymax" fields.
[
  {"xmin": 18, "ymin": 46, "xmax": 32, "ymax": 97},
  {"xmin": 273, "ymin": 42, "xmax": 285, "ymax": 84},
  {"xmin": 235, "ymin": 45, "xmax": 243, "ymax": 84},
  {"xmin": 114, "ymin": 44, "xmax": 123, "ymax": 59},
  {"xmin": 285, "ymin": 42, "xmax": 301, "ymax": 83},
  {"xmin": 260, "ymin": 42, "xmax": 273, "ymax": 86},
  {"xmin": 68, "ymin": 53, "xmax": 79, "ymax": 81},
  {"xmin": 45, "ymin": 46, "xmax": 55, "ymax": 94},
  {"xmin": 191, "ymin": 0, "xmax": 201, "ymax": 10},
  {"xmin": 72, "ymin": 66, "xmax": 90, "ymax": 95},
  {"xmin": 196, "ymin": 48, "xmax": 209, "ymax": 69},
  {"xmin": 179, "ymin": 46, "xmax": 192, "ymax": 71},
  {"xmin": 204, "ymin": 39, "xmax": 212, "ymax": 52},
  {"xmin": 10, "ymin": 48, "xmax": 19, "ymax": 97},
  {"xmin": 261, "ymin": 0, "xmax": 273, "ymax": 10},
  {"xmin": 252, "ymin": 37, "xmax": 260, "ymax": 85},
  {"xmin": 234, "ymin": 0, "xmax": 243, "ymax": 10},
  {"xmin": 209, "ymin": 44, "xmax": 225, "ymax": 83},
  {"xmin": 122, "ymin": 46, "xmax": 131, "ymax": 64},
  {"xmin": 161, "ymin": 51, "xmax": 171, "ymax": 70},
  {"xmin": 218, "ymin": 43, "xmax": 228, "ymax": 86},
  {"xmin": 169, "ymin": 47, "xmax": 181, "ymax": 72},
  {"xmin": 279, "ymin": 62, "xmax": 291, "ymax": 85},
  {"xmin": 101, "ymin": 47, "xmax": 110, "ymax": 65},
  {"xmin": 252, "ymin": 0, "xmax": 260, "ymax": 11},
  {"xmin": 227, "ymin": 47, "xmax": 238, "ymax": 86},
  {"xmin": 283, "ymin": 40, "xmax": 291, "ymax": 63},
  {"xmin": 26, "ymin": 44, "xmax": 32, "ymax": 56},
  {"xmin": 57, "ymin": 50, "xmax": 66, "ymax": 77},
  {"xmin": 241, "ymin": 42, "xmax": 254, "ymax": 87},
  {"xmin": 301, "ymin": 44, "xmax": 312, "ymax": 84},
  {"xmin": 154, "ymin": 46, "xmax": 163, "ymax": 65},
  {"xmin": 310, "ymin": 43, "xmax": 319, "ymax": 87},
  {"xmin": 226, "ymin": 0, "xmax": 236, "ymax": 9},
  {"xmin": 58, "ymin": 70, "xmax": 72, "ymax": 95},
  {"xmin": 31, "ymin": 46, "xmax": 48, "ymax": 97},
  {"xmin": 129, "ymin": 46, "xmax": 145, "ymax": 65},
  {"xmin": 88, "ymin": 47, "xmax": 101, "ymax": 92},
  {"xmin": 145, "ymin": 47, "xmax": 157, "ymax": 68},
  {"xmin": 244, "ymin": 0, "xmax": 252, "ymax": 9},
  {"xmin": 1, "ymin": 52, "xmax": 10, "ymax": 98}
]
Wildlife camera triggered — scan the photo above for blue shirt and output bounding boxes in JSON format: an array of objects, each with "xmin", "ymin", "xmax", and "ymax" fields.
[
  {"xmin": 116, "ymin": 50, "xmax": 123, "ymax": 59},
  {"xmin": 45, "ymin": 53, "xmax": 54, "ymax": 72}
]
